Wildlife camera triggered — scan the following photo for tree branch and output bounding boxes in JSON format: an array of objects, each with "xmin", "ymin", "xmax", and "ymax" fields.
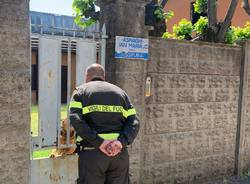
[
  {"xmin": 160, "ymin": 0, "xmax": 168, "ymax": 7},
  {"xmin": 243, "ymin": 0, "xmax": 250, "ymax": 15},
  {"xmin": 217, "ymin": 0, "xmax": 239, "ymax": 42}
]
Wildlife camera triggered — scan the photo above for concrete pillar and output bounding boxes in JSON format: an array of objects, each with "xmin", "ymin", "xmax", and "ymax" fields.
[
  {"xmin": 99, "ymin": 1, "xmax": 150, "ymax": 183},
  {"xmin": 236, "ymin": 41, "xmax": 250, "ymax": 175},
  {"xmin": 99, "ymin": 0, "xmax": 150, "ymax": 38},
  {"xmin": 0, "ymin": 0, "xmax": 30, "ymax": 184}
]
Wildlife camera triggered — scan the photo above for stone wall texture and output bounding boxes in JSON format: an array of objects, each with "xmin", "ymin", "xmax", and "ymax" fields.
[
  {"xmin": 100, "ymin": 1, "xmax": 250, "ymax": 183},
  {"xmin": 241, "ymin": 42, "xmax": 250, "ymax": 173},
  {"xmin": 140, "ymin": 39, "xmax": 243, "ymax": 184},
  {"xmin": 0, "ymin": 0, "xmax": 248, "ymax": 183},
  {"xmin": 0, "ymin": 0, "xmax": 30, "ymax": 184},
  {"xmin": 100, "ymin": 1, "xmax": 150, "ymax": 183},
  {"xmin": 105, "ymin": 38, "xmax": 250, "ymax": 184}
]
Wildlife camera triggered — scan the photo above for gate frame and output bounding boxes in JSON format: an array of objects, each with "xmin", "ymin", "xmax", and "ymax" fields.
[{"xmin": 29, "ymin": 25, "xmax": 107, "ymax": 183}]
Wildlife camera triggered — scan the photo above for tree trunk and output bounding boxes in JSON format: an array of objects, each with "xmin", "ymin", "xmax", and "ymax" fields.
[
  {"xmin": 217, "ymin": 0, "xmax": 239, "ymax": 42},
  {"xmin": 243, "ymin": 0, "xmax": 250, "ymax": 15},
  {"xmin": 208, "ymin": 0, "xmax": 217, "ymax": 27}
]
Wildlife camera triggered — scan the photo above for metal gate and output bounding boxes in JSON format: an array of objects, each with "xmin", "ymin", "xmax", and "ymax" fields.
[{"xmin": 29, "ymin": 26, "xmax": 107, "ymax": 184}]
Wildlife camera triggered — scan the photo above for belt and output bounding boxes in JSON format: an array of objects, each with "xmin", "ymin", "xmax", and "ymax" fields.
[
  {"xmin": 78, "ymin": 145, "xmax": 95, "ymax": 152},
  {"xmin": 83, "ymin": 147, "xmax": 95, "ymax": 150}
]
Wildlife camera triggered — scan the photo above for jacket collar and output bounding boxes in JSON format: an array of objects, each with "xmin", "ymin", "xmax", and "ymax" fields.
[{"xmin": 91, "ymin": 77, "xmax": 105, "ymax": 81}]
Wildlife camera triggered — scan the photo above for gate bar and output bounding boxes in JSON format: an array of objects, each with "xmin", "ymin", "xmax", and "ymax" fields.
[{"xmin": 66, "ymin": 38, "xmax": 72, "ymax": 146}]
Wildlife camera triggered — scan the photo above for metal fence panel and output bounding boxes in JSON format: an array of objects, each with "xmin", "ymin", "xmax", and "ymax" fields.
[
  {"xmin": 30, "ymin": 36, "xmax": 104, "ymax": 184},
  {"xmin": 76, "ymin": 41, "xmax": 97, "ymax": 86},
  {"xmin": 38, "ymin": 37, "xmax": 61, "ymax": 147},
  {"xmin": 30, "ymin": 156, "xmax": 78, "ymax": 184}
]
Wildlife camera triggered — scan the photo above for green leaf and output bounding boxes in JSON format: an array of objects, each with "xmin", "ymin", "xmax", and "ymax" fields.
[
  {"xmin": 194, "ymin": 16, "xmax": 208, "ymax": 34},
  {"xmin": 162, "ymin": 32, "xmax": 176, "ymax": 39},
  {"xmin": 173, "ymin": 18, "xmax": 193, "ymax": 39},
  {"xmin": 194, "ymin": 0, "xmax": 207, "ymax": 14},
  {"xmin": 154, "ymin": 6, "xmax": 174, "ymax": 21},
  {"xmin": 72, "ymin": 0, "xmax": 99, "ymax": 28},
  {"xmin": 163, "ymin": 10, "xmax": 174, "ymax": 20},
  {"xmin": 225, "ymin": 21, "xmax": 250, "ymax": 44}
]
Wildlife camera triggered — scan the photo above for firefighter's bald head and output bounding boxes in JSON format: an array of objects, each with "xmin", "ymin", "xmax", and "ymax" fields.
[{"xmin": 85, "ymin": 64, "xmax": 105, "ymax": 83}]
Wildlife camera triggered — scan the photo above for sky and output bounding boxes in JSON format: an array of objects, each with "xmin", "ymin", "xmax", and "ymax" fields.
[{"xmin": 30, "ymin": 0, "xmax": 74, "ymax": 16}]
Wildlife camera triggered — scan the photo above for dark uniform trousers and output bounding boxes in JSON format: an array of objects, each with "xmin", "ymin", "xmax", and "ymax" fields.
[{"xmin": 77, "ymin": 148, "xmax": 130, "ymax": 184}]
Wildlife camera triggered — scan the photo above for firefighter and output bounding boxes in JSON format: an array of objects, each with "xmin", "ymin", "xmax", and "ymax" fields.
[{"xmin": 69, "ymin": 64, "xmax": 140, "ymax": 184}]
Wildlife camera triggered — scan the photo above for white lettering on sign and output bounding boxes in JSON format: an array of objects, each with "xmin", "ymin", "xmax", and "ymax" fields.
[{"xmin": 115, "ymin": 36, "xmax": 149, "ymax": 60}]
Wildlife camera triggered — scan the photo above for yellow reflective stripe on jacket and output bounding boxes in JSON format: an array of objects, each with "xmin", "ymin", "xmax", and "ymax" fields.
[
  {"xmin": 70, "ymin": 101, "xmax": 82, "ymax": 109},
  {"xmin": 123, "ymin": 108, "xmax": 136, "ymax": 118},
  {"xmin": 76, "ymin": 135, "xmax": 83, "ymax": 142},
  {"xmin": 76, "ymin": 133, "xmax": 120, "ymax": 142},
  {"xmin": 82, "ymin": 105, "xmax": 123, "ymax": 114},
  {"xmin": 98, "ymin": 133, "xmax": 120, "ymax": 140},
  {"xmin": 82, "ymin": 105, "xmax": 136, "ymax": 118}
]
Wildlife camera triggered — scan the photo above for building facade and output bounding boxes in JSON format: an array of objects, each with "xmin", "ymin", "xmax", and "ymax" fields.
[
  {"xmin": 164, "ymin": 0, "xmax": 250, "ymax": 32},
  {"xmin": 30, "ymin": 11, "xmax": 99, "ymax": 104}
]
